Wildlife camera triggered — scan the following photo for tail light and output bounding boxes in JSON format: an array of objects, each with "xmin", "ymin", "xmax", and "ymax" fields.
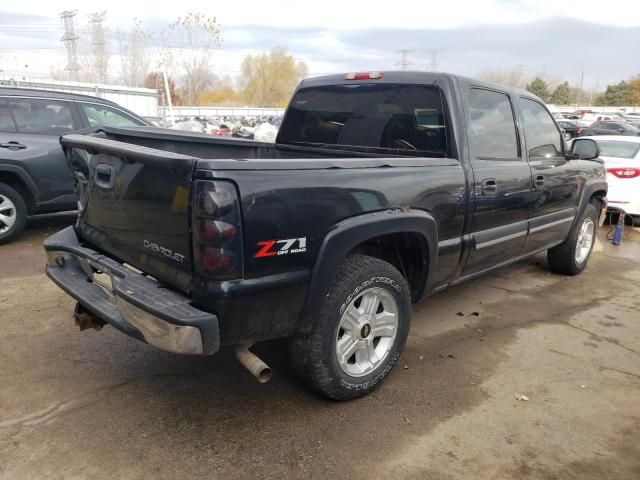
[
  {"xmin": 575, "ymin": 128, "xmax": 583, "ymax": 135},
  {"xmin": 607, "ymin": 168, "xmax": 640, "ymax": 179},
  {"xmin": 192, "ymin": 180, "xmax": 242, "ymax": 279}
]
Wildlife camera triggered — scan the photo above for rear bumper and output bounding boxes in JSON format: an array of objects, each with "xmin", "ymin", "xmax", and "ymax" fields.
[{"xmin": 44, "ymin": 227, "xmax": 219, "ymax": 355}]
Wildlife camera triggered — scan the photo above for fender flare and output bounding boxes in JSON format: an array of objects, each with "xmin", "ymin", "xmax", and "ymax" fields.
[
  {"xmin": 297, "ymin": 209, "xmax": 438, "ymax": 334},
  {"xmin": 576, "ymin": 179, "xmax": 607, "ymax": 224},
  {"xmin": 0, "ymin": 164, "xmax": 38, "ymax": 197}
]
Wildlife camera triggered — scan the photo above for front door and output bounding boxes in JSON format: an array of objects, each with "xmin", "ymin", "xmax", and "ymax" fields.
[
  {"xmin": 462, "ymin": 87, "xmax": 533, "ymax": 276},
  {"xmin": 518, "ymin": 97, "xmax": 580, "ymax": 252}
]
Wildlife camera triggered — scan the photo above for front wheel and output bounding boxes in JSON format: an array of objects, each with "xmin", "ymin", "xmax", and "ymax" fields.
[
  {"xmin": 0, "ymin": 183, "xmax": 28, "ymax": 245},
  {"xmin": 547, "ymin": 202, "xmax": 599, "ymax": 275},
  {"xmin": 289, "ymin": 254, "xmax": 411, "ymax": 400}
]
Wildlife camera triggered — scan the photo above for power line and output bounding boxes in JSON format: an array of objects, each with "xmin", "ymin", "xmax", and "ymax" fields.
[
  {"xmin": 59, "ymin": 10, "xmax": 80, "ymax": 81},
  {"xmin": 87, "ymin": 11, "xmax": 108, "ymax": 83},
  {"xmin": 426, "ymin": 48, "xmax": 444, "ymax": 72},
  {"xmin": 396, "ymin": 49, "xmax": 413, "ymax": 71}
]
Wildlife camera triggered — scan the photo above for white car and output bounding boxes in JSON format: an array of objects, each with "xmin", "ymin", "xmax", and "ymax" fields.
[{"xmin": 581, "ymin": 136, "xmax": 640, "ymax": 225}]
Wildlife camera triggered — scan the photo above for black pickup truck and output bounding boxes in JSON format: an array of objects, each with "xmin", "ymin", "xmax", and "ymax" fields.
[{"xmin": 45, "ymin": 72, "xmax": 607, "ymax": 400}]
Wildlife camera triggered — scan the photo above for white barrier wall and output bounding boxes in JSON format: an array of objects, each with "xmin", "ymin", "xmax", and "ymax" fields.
[{"xmin": 160, "ymin": 106, "xmax": 285, "ymax": 118}]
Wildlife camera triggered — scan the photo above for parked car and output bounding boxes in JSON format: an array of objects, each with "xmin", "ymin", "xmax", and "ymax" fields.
[
  {"xmin": 580, "ymin": 136, "xmax": 640, "ymax": 225},
  {"xmin": 557, "ymin": 119, "xmax": 590, "ymax": 140},
  {"xmin": 45, "ymin": 72, "xmax": 606, "ymax": 400},
  {"xmin": 578, "ymin": 121, "xmax": 640, "ymax": 137},
  {"xmin": 0, "ymin": 88, "xmax": 149, "ymax": 243},
  {"xmin": 580, "ymin": 112, "xmax": 625, "ymax": 123}
]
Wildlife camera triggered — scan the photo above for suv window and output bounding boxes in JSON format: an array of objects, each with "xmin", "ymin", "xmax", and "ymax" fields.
[
  {"xmin": 468, "ymin": 89, "xmax": 519, "ymax": 159},
  {"xmin": 0, "ymin": 100, "xmax": 17, "ymax": 133},
  {"xmin": 80, "ymin": 103, "xmax": 145, "ymax": 128},
  {"xmin": 520, "ymin": 98, "xmax": 563, "ymax": 158},
  {"xmin": 9, "ymin": 98, "xmax": 75, "ymax": 134},
  {"xmin": 277, "ymin": 84, "xmax": 448, "ymax": 156}
]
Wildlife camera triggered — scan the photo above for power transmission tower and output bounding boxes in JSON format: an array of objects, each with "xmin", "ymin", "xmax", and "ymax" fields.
[
  {"xmin": 397, "ymin": 50, "xmax": 413, "ymax": 71},
  {"xmin": 60, "ymin": 10, "xmax": 80, "ymax": 81},
  {"xmin": 88, "ymin": 11, "xmax": 108, "ymax": 83},
  {"xmin": 426, "ymin": 48, "xmax": 444, "ymax": 72}
]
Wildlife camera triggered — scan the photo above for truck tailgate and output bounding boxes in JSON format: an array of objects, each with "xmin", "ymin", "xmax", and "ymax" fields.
[{"xmin": 61, "ymin": 133, "xmax": 197, "ymax": 292}]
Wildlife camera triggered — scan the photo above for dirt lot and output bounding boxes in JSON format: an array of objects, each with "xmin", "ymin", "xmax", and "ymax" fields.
[{"xmin": 1, "ymin": 214, "xmax": 639, "ymax": 480}]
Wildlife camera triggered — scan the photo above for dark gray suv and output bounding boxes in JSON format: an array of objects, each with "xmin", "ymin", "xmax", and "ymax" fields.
[{"xmin": 0, "ymin": 88, "xmax": 149, "ymax": 243}]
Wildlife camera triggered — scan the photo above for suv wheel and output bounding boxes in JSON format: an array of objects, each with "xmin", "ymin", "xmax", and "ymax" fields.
[
  {"xmin": 0, "ymin": 183, "xmax": 27, "ymax": 244},
  {"xmin": 547, "ymin": 202, "xmax": 599, "ymax": 275},
  {"xmin": 289, "ymin": 254, "xmax": 411, "ymax": 400}
]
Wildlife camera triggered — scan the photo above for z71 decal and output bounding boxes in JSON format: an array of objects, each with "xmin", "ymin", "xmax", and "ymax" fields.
[{"xmin": 254, "ymin": 237, "xmax": 307, "ymax": 258}]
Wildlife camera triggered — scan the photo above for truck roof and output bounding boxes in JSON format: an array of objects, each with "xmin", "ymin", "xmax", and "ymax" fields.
[{"xmin": 298, "ymin": 71, "xmax": 537, "ymax": 101}]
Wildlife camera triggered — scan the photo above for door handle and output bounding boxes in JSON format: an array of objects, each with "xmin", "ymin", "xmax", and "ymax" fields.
[
  {"xmin": 94, "ymin": 164, "xmax": 116, "ymax": 189},
  {"xmin": 480, "ymin": 178, "xmax": 498, "ymax": 195},
  {"xmin": 534, "ymin": 175, "xmax": 545, "ymax": 188},
  {"xmin": 0, "ymin": 141, "xmax": 27, "ymax": 150}
]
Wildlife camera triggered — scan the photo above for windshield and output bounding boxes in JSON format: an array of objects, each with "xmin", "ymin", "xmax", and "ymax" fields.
[
  {"xmin": 596, "ymin": 140, "xmax": 640, "ymax": 159},
  {"xmin": 278, "ymin": 83, "xmax": 449, "ymax": 156}
]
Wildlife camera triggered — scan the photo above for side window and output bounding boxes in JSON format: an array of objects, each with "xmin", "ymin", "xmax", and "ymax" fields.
[
  {"xmin": 9, "ymin": 99, "xmax": 75, "ymax": 134},
  {"xmin": 0, "ymin": 100, "xmax": 17, "ymax": 133},
  {"xmin": 80, "ymin": 103, "xmax": 144, "ymax": 128},
  {"xmin": 520, "ymin": 98, "xmax": 563, "ymax": 158},
  {"xmin": 468, "ymin": 89, "xmax": 519, "ymax": 159}
]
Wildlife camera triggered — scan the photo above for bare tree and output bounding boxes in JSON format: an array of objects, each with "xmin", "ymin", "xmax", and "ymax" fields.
[
  {"xmin": 117, "ymin": 19, "xmax": 151, "ymax": 87},
  {"xmin": 161, "ymin": 13, "xmax": 222, "ymax": 105}
]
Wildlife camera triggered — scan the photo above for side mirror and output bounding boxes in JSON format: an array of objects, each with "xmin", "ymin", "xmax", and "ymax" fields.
[{"xmin": 570, "ymin": 138, "xmax": 600, "ymax": 160}]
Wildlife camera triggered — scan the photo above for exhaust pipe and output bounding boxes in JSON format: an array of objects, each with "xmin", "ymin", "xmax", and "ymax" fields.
[{"xmin": 234, "ymin": 342, "xmax": 272, "ymax": 383}]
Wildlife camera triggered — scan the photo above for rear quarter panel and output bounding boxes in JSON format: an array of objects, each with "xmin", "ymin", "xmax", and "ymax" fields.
[{"xmin": 203, "ymin": 161, "xmax": 467, "ymax": 287}]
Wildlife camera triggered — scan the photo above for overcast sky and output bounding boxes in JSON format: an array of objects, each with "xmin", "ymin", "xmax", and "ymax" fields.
[{"xmin": 1, "ymin": 0, "xmax": 638, "ymax": 89}]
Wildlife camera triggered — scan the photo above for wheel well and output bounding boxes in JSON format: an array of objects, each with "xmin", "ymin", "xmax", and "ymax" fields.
[
  {"xmin": 589, "ymin": 190, "xmax": 607, "ymax": 218},
  {"xmin": 349, "ymin": 232, "xmax": 428, "ymax": 302},
  {"xmin": 0, "ymin": 172, "xmax": 33, "ymax": 212}
]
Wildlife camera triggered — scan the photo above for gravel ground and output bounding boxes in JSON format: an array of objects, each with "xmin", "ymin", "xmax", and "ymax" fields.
[{"xmin": 1, "ymin": 214, "xmax": 639, "ymax": 480}]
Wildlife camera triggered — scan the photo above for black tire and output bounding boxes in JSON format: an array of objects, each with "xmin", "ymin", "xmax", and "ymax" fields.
[
  {"xmin": 289, "ymin": 254, "xmax": 411, "ymax": 400},
  {"xmin": 0, "ymin": 183, "xmax": 28, "ymax": 245},
  {"xmin": 547, "ymin": 202, "xmax": 599, "ymax": 275}
]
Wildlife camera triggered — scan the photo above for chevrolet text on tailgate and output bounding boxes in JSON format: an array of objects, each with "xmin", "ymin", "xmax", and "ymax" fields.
[{"xmin": 45, "ymin": 72, "xmax": 607, "ymax": 400}]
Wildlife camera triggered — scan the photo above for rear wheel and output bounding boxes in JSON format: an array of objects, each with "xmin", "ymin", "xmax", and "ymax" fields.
[
  {"xmin": 289, "ymin": 254, "xmax": 411, "ymax": 400},
  {"xmin": 0, "ymin": 183, "xmax": 27, "ymax": 244},
  {"xmin": 547, "ymin": 202, "xmax": 598, "ymax": 275}
]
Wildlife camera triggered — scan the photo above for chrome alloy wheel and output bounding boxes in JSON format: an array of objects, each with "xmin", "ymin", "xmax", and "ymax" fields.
[
  {"xmin": 575, "ymin": 217, "xmax": 595, "ymax": 264},
  {"xmin": 335, "ymin": 287, "xmax": 399, "ymax": 377},
  {"xmin": 0, "ymin": 194, "xmax": 17, "ymax": 234}
]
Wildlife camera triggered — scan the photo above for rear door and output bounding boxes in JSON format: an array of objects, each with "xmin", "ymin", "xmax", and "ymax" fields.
[
  {"xmin": 76, "ymin": 101, "xmax": 147, "ymax": 128},
  {"xmin": 461, "ymin": 87, "xmax": 532, "ymax": 276},
  {"xmin": 3, "ymin": 96, "xmax": 80, "ymax": 210},
  {"xmin": 518, "ymin": 97, "xmax": 581, "ymax": 253}
]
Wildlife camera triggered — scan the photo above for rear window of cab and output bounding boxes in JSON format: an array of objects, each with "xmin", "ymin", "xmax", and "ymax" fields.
[{"xmin": 278, "ymin": 84, "xmax": 449, "ymax": 157}]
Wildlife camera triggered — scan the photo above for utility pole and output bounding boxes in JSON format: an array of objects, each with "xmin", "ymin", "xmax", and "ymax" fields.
[
  {"xmin": 88, "ymin": 11, "xmax": 108, "ymax": 84},
  {"xmin": 576, "ymin": 71, "xmax": 584, "ymax": 111},
  {"xmin": 60, "ymin": 10, "xmax": 80, "ymax": 81},
  {"xmin": 426, "ymin": 48, "xmax": 444, "ymax": 72},
  {"xmin": 397, "ymin": 50, "xmax": 412, "ymax": 71}
]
